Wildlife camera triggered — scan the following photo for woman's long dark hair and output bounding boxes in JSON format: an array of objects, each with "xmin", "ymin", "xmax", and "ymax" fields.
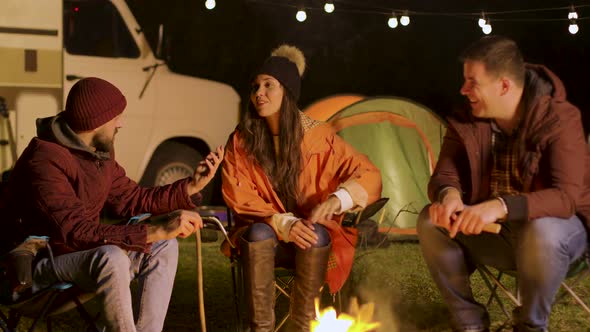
[{"xmin": 239, "ymin": 88, "xmax": 304, "ymax": 205}]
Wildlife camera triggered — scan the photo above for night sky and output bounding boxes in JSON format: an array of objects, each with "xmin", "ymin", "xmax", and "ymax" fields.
[{"xmin": 128, "ymin": 0, "xmax": 590, "ymax": 133}]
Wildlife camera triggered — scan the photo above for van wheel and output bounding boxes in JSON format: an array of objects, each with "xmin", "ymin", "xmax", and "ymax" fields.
[{"xmin": 139, "ymin": 141, "xmax": 213, "ymax": 204}]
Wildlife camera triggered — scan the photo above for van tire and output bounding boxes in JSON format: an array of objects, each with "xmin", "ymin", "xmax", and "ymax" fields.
[{"xmin": 139, "ymin": 141, "xmax": 214, "ymax": 204}]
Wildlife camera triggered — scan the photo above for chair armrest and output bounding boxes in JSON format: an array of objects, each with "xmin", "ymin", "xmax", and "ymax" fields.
[{"xmin": 342, "ymin": 197, "xmax": 389, "ymax": 227}]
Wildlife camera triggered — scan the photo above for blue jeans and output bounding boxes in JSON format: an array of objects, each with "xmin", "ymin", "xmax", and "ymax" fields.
[
  {"xmin": 243, "ymin": 222, "xmax": 331, "ymax": 267},
  {"xmin": 32, "ymin": 240, "xmax": 178, "ymax": 332},
  {"xmin": 417, "ymin": 205, "xmax": 587, "ymax": 331}
]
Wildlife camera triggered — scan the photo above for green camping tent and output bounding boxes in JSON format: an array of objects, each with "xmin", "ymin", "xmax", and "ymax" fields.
[{"xmin": 306, "ymin": 96, "xmax": 447, "ymax": 233}]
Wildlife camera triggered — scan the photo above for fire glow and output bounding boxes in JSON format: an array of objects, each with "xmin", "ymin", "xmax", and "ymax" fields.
[{"xmin": 311, "ymin": 298, "xmax": 380, "ymax": 332}]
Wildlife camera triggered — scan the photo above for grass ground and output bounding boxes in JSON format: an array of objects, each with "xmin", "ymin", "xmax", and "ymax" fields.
[{"xmin": 4, "ymin": 233, "xmax": 590, "ymax": 331}]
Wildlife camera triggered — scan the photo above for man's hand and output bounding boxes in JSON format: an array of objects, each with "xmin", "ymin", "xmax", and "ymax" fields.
[
  {"xmin": 288, "ymin": 219, "xmax": 318, "ymax": 250},
  {"xmin": 448, "ymin": 198, "xmax": 506, "ymax": 238},
  {"xmin": 187, "ymin": 145, "xmax": 224, "ymax": 196},
  {"xmin": 309, "ymin": 195, "xmax": 341, "ymax": 224},
  {"xmin": 429, "ymin": 187, "xmax": 464, "ymax": 231},
  {"xmin": 146, "ymin": 210, "xmax": 203, "ymax": 243}
]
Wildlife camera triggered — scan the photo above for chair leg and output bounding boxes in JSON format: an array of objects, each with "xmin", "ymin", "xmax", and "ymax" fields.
[
  {"xmin": 275, "ymin": 311, "xmax": 289, "ymax": 332},
  {"xmin": 230, "ymin": 256, "xmax": 243, "ymax": 332},
  {"xmin": 0, "ymin": 310, "xmax": 14, "ymax": 332},
  {"xmin": 555, "ymin": 268, "xmax": 590, "ymax": 307},
  {"xmin": 476, "ymin": 266, "xmax": 525, "ymax": 332},
  {"xmin": 28, "ymin": 291, "xmax": 60, "ymax": 332},
  {"xmin": 7, "ymin": 310, "xmax": 21, "ymax": 330},
  {"xmin": 274, "ymin": 273, "xmax": 294, "ymax": 332},
  {"xmin": 477, "ymin": 267, "xmax": 513, "ymax": 321},
  {"xmin": 559, "ymin": 281, "xmax": 590, "ymax": 314},
  {"xmin": 484, "ymin": 272, "xmax": 501, "ymax": 307},
  {"xmin": 275, "ymin": 275, "xmax": 293, "ymax": 299},
  {"xmin": 478, "ymin": 266, "xmax": 521, "ymax": 307},
  {"xmin": 70, "ymin": 295, "xmax": 100, "ymax": 332}
]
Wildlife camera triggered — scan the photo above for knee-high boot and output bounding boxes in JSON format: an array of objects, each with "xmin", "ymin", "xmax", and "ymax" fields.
[
  {"xmin": 241, "ymin": 237, "xmax": 277, "ymax": 332},
  {"xmin": 290, "ymin": 244, "xmax": 331, "ymax": 332}
]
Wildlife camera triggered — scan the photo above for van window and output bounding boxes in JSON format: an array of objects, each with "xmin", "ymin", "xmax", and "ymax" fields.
[{"xmin": 63, "ymin": 1, "xmax": 140, "ymax": 58}]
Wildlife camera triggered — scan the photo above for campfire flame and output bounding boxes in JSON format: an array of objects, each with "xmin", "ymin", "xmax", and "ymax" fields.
[{"xmin": 311, "ymin": 298, "xmax": 381, "ymax": 332}]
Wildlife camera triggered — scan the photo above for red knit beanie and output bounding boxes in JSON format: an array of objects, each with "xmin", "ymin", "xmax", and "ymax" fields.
[{"xmin": 64, "ymin": 77, "xmax": 127, "ymax": 131}]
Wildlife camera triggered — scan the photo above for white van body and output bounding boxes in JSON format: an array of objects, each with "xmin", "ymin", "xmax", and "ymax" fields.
[{"xmin": 0, "ymin": 0, "xmax": 239, "ymax": 202}]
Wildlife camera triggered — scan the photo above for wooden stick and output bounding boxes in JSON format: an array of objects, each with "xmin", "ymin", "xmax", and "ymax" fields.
[
  {"xmin": 483, "ymin": 223, "xmax": 502, "ymax": 234},
  {"xmin": 377, "ymin": 209, "xmax": 385, "ymax": 225},
  {"xmin": 195, "ymin": 228, "xmax": 207, "ymax": 332}
]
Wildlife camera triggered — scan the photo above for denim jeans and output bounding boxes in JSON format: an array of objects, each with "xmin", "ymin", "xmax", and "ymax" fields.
[
  {"xmin": 243, "ymin": 222, "xmax": 331, "ymax": 268},
  {"xmin": 417, "ymin": 206, "xmax": 587, "ymax": 332},
  {"xmin": 32, "ymin": 239, "xmax": 178, "ymax": 332}
]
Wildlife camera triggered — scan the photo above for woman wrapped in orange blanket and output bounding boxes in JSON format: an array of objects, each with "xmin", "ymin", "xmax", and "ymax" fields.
[{"xmin": 221, "ymin": 45, "xmax": 382, "ymax": 332}]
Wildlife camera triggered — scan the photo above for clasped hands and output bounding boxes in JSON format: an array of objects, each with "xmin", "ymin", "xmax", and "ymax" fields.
[
  {"xmin": 288, "ymin": 195, "xmax": 341, "ymax": 250},
  {"xmin": 430, "ymin": 190, "xmax": 506, "ymax": 238}
]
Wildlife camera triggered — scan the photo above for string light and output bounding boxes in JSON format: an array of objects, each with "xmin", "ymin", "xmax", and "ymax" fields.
[
  {"xmin": 400, "ymin": 11, "xmax": 410, "ymax": 26},
  {"xmin": 242, "ymin": 1, "xmax": 588, "ymax": 35},
  {"xmin": 482, "ymin": 18, "xmax": 492, "ymax": 34},
  {"xmin": 296, "ymin": 8, "xmax": 307, "ymax": 22},
  {"xmin": 569, "ymin": 22, "xmax": 579, "ymax": 34},
  {"xmin": 205, "ymin": 0, "xmax": 215, "ymax": 10},
  {"xmin": 478, "ymin": 12, "xmax": 486, "ymax": 28},
  {"xmin": 568, "ymin": 5, "xmax": 579, "ymax": 34},
  {"xmin": 324, "ymin": 1, "xmax": 335, "ymax": 14},
  {"xmin": 388, "ymin": 12, "xmax": 398, "ymax": 28},
  {"xmin": 568, "ymin": 5, "xmax": 578, "ymax": 19}
]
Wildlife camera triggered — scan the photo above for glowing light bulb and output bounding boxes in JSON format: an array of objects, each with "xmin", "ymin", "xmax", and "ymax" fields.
[
  {"xmin": 205, "ymin": 0, "xmax": 215, "ymax": 10},
  {"xmin": 388, "ymin": 14, "xmax": 398, "ymax": 28},
  {"xmin": 568, "ymin": 5, "xmax": 578, "ymax": 20},
  {"xmin": 478, "ymin": 18, "xmax": 486, "ymax": 28},
  {"xmin": 296, "ymin": 9, "xmax": 307, "ymax": 22},
  {"xmin": 482, "ymin": 23, "xmax": 492, "ymax": 34},
  {"xmin": 568, "ymin": 6, "xmax": 579, "ymax": 35},
  {"xmin": 478, "ymin": 12, "xmax": 486, "ymax": 28},
  {"xmin": 400, "ymin": 14, "xmax": 410, "ymax": 26},
  {"xmin": 324, "ymin": 2, "xmax": 335, "ymax": 13},
  {"xmin": 568, "ymin": 11, "xmax": 578, "ymax": 19}
]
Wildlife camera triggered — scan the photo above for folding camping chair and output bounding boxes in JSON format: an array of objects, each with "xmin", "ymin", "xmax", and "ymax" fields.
[
  {"xmin": 477, "ymin": 250, "xmax": 590, "ymax": 331},
  {"xmin": 0, "ymin": 241, "xmax": 99, "ymax": 332},
  {"xmin": 0, "ymin": 282, "xmax": 98, "ymax": 332},
  {"xmin": 220, "ymin": 198, "xmax": 390, "ymax": 331}
]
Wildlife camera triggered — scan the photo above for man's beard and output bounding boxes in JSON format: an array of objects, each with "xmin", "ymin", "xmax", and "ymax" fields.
[{"xmin": 92, "ymin": 129, "xmax": 117, "ymax": 153}]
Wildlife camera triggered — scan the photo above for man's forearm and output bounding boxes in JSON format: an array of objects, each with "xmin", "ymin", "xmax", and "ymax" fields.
[
  {"xmin": 186, "ymin": 181, "xmax": 198, "ymax": 197},
  {"xmin": 146, "ymin": 225, "xmax": 164, "ymax": 243},
  {"xmin": 438, "ymin": 186, "xmax": 462, "ymax": 203}
]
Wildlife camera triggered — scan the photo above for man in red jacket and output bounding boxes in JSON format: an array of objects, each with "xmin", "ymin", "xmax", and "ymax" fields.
[
  {"xmin": 418, "ymin": 36, "xmax": 589, "ymax": 332},
  {"xmin": 0, "ymin": 77, "xmax": 224, "ymax": 331}
]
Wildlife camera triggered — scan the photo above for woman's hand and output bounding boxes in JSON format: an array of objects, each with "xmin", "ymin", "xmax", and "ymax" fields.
[
  {"xmin": 309, "ymin": 195, "xmax": 341, "ymax": 224},
  {"xmin": 288, "ymin": 219, "xmax": 318, "ymax": 249}
]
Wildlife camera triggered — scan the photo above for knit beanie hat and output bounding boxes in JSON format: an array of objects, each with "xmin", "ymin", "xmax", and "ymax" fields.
[
  {"xmin": 254, "ymin": 45, "xmax": 306, "ymax": 100},
  {"xmin": 64, "ymin": 77, "xmax": 127, "ymax": 131}
]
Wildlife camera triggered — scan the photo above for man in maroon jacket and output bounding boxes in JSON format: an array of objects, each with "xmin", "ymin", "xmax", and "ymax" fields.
[
  {"xmin": 0, "ymin": 77, "xmax": 224, "ymax": 331},
  {"xmin": 418, "ymin": 36, "xmax": 589, "ymax": 332}
]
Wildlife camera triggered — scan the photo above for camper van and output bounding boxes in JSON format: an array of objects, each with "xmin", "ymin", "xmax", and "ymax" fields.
[{"xmin": 0, "ymin": 0, "xmax": 239, "ymax": 203}]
